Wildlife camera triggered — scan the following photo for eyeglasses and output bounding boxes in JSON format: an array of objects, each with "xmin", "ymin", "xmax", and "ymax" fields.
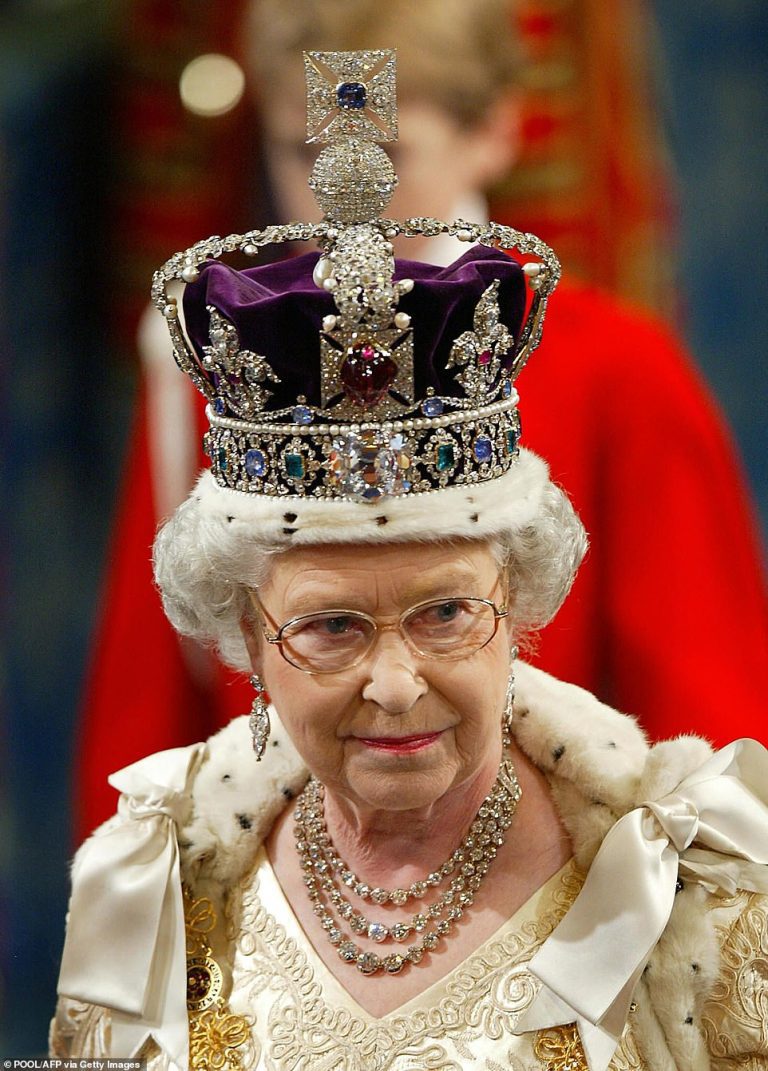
[{"xmin": 250, "ymin": 590, "xmax": 508, "ymax": 674}]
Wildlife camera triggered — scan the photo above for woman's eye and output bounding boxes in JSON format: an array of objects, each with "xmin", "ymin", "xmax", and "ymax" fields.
[
  {"xmin": 323, "ymin": 615, "xmax": 355, "ymax": 635},
  {"xmin": 410, "ymin": 600, "xmax": 468, "ymax": 630}
]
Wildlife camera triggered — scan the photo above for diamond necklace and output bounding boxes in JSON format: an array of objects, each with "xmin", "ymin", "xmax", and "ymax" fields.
[{"xmin": 293, "ymin": 756, "xmax": 522, "ymax": 976}]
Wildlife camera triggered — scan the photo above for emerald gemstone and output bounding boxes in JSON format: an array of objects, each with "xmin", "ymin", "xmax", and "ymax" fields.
[
  {"xmin": 285, "ymin": 453, "xmax": 305, "ymax": 478},
  {"xmin": 507, "ymin": 429, "xmax": 518, "ymax": 454},
  {"xmin": 436, "ymin": 443, "xmax": 455, "ymax": 472}
]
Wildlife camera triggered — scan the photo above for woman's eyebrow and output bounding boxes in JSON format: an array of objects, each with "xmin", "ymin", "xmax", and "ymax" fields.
[{"xmin": 280, "ymin": 567, "xmax": 484, "ymax": 616}]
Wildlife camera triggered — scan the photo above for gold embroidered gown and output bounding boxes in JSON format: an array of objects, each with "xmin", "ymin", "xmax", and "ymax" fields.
[{"xmin": 201, "ymin": 852, "xmax": 640, "ymax": 1071}]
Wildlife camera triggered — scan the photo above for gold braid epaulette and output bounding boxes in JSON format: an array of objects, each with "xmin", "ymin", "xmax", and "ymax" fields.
[
  {"xmin": 184, "ymin": 886, "xmax": 250, "ymax": 1070},
  {"xmin": 533, "ymin": 1023, "xmax": 589, "ymax": 1070}
]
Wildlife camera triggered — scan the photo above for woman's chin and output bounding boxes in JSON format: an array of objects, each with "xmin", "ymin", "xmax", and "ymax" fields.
[{"xmin": 342, "ymin": 752, "xmax": 457, "ymax": 813}]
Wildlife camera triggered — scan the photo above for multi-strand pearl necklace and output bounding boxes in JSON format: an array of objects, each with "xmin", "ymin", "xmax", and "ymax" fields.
[{"xmin": 293, "ymin": 757, "xmax": 522, "ymax": 976}]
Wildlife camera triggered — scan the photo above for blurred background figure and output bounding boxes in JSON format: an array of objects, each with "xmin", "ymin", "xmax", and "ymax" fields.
[{"xmin": 2, "ymin": 0, "xmax": 766, "ymax": 1057}]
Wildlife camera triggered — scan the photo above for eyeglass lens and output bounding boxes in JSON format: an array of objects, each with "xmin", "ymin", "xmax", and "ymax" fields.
[{"xmin": 278, "ymin": 598, "xmax": 498, "ymax": 671}]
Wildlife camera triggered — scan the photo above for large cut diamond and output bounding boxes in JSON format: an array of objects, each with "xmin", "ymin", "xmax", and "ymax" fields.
[{"xmin": 327, "ymin": 431, "xmax": 411, "ymax": 502}]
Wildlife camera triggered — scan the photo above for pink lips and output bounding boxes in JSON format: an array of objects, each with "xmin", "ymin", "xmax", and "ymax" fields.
[{"xmin": 356, "ymin": 732, "xmax": 442, "ymax": 753}]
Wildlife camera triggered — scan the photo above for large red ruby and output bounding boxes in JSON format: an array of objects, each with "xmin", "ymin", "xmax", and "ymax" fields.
[{"xmin": 340, "ymin": 342, "xmax": 398, "ymax": 407}]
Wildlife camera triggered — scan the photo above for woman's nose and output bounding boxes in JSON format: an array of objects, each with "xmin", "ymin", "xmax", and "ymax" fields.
[{"xmin": 361, "ymin": 632, "xmax": 428, "ymax": 713}]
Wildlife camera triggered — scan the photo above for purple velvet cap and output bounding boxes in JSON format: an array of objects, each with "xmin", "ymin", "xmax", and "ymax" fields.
[{"xmin": 183, "ymin": 246, "xmax": 527, "ymax": 414}]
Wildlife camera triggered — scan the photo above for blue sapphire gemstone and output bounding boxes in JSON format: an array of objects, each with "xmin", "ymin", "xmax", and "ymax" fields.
[
  {"xmin": 213, "ymin": 397, "xmax": 226, "ymax": 415},
  {"xmin": 285, "ymin": 453, "xmax": 305, "ymax": 479},
  {"xmin": 245, "ymin": 448, "xmax": 266, "ymax": 477},
  {"xmin": 292, "ymin": 405, "xmax": 313, "ymax": 425},
  {"xmin": 436, "ymin": 443, "xmax": 456, "ymax": 472},
  {"xmin": 502, "ymin": 380, "xmax": 513, "ymax": 398},
  {"xmin": 422, "ymin": 397, "xmax": 444, "ymax": 417},
  {"xmin": 506, "ymin": 429, "xmax": 518, "ymax": 454},
  {"xmin": 337, "ymin": 81, "xmax": 367, "ymax": 110},
  {"xmin": 473, "ymin": 437, "xmax": 493, "ymax": 463}
]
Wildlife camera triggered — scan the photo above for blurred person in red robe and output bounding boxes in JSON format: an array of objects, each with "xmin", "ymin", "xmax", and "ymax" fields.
[{"xmin": 75, "ymin": 0, "xmax": 767, "ymax": 841}]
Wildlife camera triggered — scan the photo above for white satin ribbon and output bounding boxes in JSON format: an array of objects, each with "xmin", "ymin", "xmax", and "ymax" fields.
[
  {"xmin": 515, "ymin": 738, "xmax": 768, "ymax": 1070},
  {"xmin": 58, "ymin": 743, "xmax": 206, "ymax": 1071}
]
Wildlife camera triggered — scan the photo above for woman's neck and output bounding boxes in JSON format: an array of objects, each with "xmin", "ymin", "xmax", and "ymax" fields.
[{"xmin": 318, "ymin": 750, "xmax": 505, "ymax": 889}]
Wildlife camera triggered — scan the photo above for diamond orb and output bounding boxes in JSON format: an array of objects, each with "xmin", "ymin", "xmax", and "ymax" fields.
[
  {"xmin": 340, "ymin": 341, "xmax": 398, "ymax": 408},
  {"xmin": 309, "ymin": 139, "xmax": 397, "ymax": 222},
  {"xmin": 327, "ymin": 431, "xmax": 411, "ymax": 503}
]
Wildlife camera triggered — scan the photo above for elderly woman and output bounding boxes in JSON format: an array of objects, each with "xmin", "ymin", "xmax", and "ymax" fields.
[{"xmin": 53, "ymin": 51, "xmax": 768, "ymax": 1071}]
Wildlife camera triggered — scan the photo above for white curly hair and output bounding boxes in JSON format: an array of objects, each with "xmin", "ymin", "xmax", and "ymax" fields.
[{"xmin": 153, "ymin": 456, "xmax": 588, "ymax": 672}]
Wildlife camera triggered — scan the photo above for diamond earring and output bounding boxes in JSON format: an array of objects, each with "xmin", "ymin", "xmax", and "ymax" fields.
[
  {"xmin": 249, "ymin": 674, "xmax": 271, "ymax": 762},
  {"xmin": 502, "ymin": 646, "xmax": 518, "ymax": 749}
]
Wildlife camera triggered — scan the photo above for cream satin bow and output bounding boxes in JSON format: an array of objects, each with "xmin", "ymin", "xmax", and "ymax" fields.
[
  {"xmin": 515, "ymin": 738, "xmax": 768, "ymax": 1070},
  {"xmin": 57, "ymin": 743, "xmax": 206, "ymax": 1071}
]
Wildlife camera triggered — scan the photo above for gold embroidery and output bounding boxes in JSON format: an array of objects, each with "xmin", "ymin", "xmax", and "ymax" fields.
[
  {"xmin": 534, "ymin": 1024, "xmax": 589, "ymax": 1070},
  {"xmin": 184, "ymin": 887, "xmax": 251, "ymax": 1071},
  {"xmin": 701, "ymin": 891, "xmax": 768, "ymax": 1060},
  {"xmin": 227, "ymin": 859, "xmax": 644, "ymax": 1069},
  {"xmin": 189, "ymin": 1006, "xmax": 251, "ymax": 1071}
]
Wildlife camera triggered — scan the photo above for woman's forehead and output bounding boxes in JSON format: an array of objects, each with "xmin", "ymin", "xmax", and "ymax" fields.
[{"xmin": 262, "ymin": 540, "xmax": 497, "ymax": 609}]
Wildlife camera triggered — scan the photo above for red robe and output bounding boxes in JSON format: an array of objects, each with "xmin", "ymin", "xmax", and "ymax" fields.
[{"xmin": 74, "ymin": 277, "xmax": 768, "ymax": 841}]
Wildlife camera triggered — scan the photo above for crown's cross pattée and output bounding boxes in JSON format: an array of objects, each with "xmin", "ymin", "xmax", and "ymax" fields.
[{"xmin": 304, "ymin": 50, "xmax": 398, "ymax": 144}]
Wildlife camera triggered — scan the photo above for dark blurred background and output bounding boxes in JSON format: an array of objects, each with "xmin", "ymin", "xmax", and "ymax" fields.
[{"xmin": 2, "ymin": 0, "xmax": 766, "ymax": 1056}]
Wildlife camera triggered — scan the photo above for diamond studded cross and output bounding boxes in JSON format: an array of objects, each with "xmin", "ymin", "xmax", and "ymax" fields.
[{"xmin": 304, "ymin": 50, "xmax": 398, "ymax": 144}]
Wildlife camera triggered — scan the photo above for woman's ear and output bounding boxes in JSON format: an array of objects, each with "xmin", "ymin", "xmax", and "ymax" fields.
[{"xmin": 240, "ymin": 616, "xmax": 264, "ymax": 674}]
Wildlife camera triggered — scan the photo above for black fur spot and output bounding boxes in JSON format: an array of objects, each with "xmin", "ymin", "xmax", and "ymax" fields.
[
  {"xmin": 375, "ymin": 516, "xmax": 388, "ymax": 526},
  {"xmin": 283, "ymin": 512, "xmax": 298, "ymax": 523},
  {"xmin": 607, "ymin": 740, "xmax": 617, "ymax": 749},
  {"xmin": 272, "ymin": 738, "xmax": 280, "ymax": 747},
  {"xmin": 226, "ymin": 515, "xmax": 235, "ymax": 523},
  {"xmin": 282, "ymin": 527, "xmax": 297, "ymax": 535},
  {"xmin": 470, "ymin": 513, "xmax": 479, "ymax": 522},
  {"xmin": 684, "ymin": 1015, "xmax": 694, "ymax": 1025},
  {"xmin": 221, "ymin": 773, "xmax": 232, "ymax": 783},
  {"xmin": 282, "ymin": 787, "xmax": 294, "ymax": 799},
  {"xmin": 691, "ymin": 962, "xmax": 700, "ymax": 973},
  {"xmin": 552, "ymin": 744, "xmax": 566, "ymax": 762},
  {"xmin": 236, "ymin": 814, "xmax": 253, "ymax": 831}
]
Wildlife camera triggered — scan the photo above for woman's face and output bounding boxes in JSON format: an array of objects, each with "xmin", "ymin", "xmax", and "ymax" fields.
[{"xmin": 243, "ymin": 540, "xmax": 512, "ymax": 814}]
